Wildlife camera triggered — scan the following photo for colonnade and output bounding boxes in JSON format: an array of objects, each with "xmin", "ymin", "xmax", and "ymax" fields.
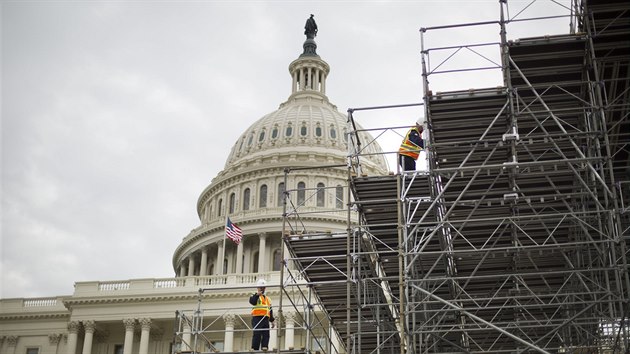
[
  {"xmin": 178, "ymin": 233, "xmax": 276, "ymax": 277},
  {"xmin": 62, "ymin": 318, "xmax": 157, "ymax": 354},
  {"xmin": 290, "ymin": 59, "xmax": 328, "ymax": 96},
  {"xmin": 179, "ymin": 312, "xmax": 298, "ymax": 352}
]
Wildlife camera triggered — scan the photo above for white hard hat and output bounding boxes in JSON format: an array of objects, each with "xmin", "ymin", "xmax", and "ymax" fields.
[{"xmin": 256, "ymin": 279, "xmax": 267, "ymax": 287}]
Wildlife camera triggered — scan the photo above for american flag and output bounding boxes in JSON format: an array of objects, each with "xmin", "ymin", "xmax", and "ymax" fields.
[{"xmin": 225, "ymin": 217, "xmax": 243, "ymax": 245}]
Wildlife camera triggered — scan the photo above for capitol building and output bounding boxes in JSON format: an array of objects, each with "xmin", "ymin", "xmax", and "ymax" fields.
[{"xmin": 0, "ymin": 23, "xmax": 388, "ymax": 354}]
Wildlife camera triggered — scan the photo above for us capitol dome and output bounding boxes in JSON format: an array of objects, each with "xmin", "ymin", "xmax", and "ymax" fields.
[{"xmin": 172, "ymin": 27, "xmax": 388, "ymax": 280}]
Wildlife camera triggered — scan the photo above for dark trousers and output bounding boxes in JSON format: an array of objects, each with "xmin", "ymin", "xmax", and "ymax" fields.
[
  {"xmin": 399, "ymin": 155, "xmax": 416, "ymax": 171},
  {"xmin": 251, "ymin": 316, "xmax": 270, "ymax": 350}
]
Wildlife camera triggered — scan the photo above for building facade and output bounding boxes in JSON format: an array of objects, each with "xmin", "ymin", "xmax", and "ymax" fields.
[{"xmin": 0, "ymin": 30, "xmax": 388, "ymax": 354}]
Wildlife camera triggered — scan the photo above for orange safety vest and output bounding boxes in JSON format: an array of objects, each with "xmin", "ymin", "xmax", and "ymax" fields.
[
  {"xmin": 399, "ymin": 127, "xmax": 423, "ymax": 160},
  {"xmin": 251, "ymin": 295, "xmax": 271, "ymax": 317}
]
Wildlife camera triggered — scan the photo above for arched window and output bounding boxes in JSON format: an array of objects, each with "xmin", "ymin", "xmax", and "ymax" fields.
[
  {"xmin": 272, "ymin": 249, "xmax": 282, "ymax": 271},
  {"xmin": 297, "ymin": 181, "xmax": 306, "ymax": 206},
  {"xmin": 315, "ymin": 124, "xmax": 322, "ymax": 137},
  {"xmin": 278, "ymin": 182, "xmax": 285, "ymax": 207},
  {"xmin": 330, "ymin": 125, "xmax": 337, "ymax": 139},
  {"xmin": 238, "ymin": 137, "xmax": 246, "ymax": 152},
  {"xmin": 252, "ymin": 251, "xmax": 259, "ymax": 273},
  {"xmin": 317, "ymin": 183, "xmax": 325, "ymax": 207},
  {"xmin": 243, "ymin": 188, "xmax": 250, "ymax": 211},
  {"xmin": 259, "ymin": 184, "xmax": 267, "ymax": 207},
  {"xmin": 218, "ymin": 198, "xmax": 223, "ymax": 216},
  {"xmin": 229, "ymin": 193, "xmax": 235, "ymax": 214},
  {"xmin": 285, "ymin": 124, "xmax": 293, "ymax": 137},
  {"xmin": 258, "ymin": 129, "xmax": 265, "ymax": 142},
  {"xmin": 247, "ymin": 133, "xmax": 254, "ymax": 146},
  {"xmin": 209, "ymin": 264, "xmax": 214, "ymax": 275},
  {"xmin": 300, "ymin": 124, "xmax": 307, "ymax": 137},
  {"xmin": 336, "ymin": 185, "xmax": 344, "ymax": 209},
  {"xmin": 271, "ymin": 126, "xmax": 279, "ymax": 139}
]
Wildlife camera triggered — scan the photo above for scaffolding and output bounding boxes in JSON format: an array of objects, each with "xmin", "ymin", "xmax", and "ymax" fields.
[
  {"xmin": 174, "ymin": 1, "xmax": 629, "ymax": 353},
  {"xmin": 171, "ymin": 283, "xmax": 341, "ymax": 354},
  {"xmin": 285, "ymin": 0, "xmax": 629, "ymax": 353}
]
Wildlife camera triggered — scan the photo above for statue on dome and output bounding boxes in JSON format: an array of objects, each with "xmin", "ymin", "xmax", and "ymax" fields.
[{"xmin": 304, "ymin": 14, "xmax": 318, "ymax": 39}]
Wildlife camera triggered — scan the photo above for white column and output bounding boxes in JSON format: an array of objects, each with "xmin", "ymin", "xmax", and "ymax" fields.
[
  {"xmin": 179, "ymin": 264, "xmax": 186, "ymax": 277},
  {"xmin": 236, "ymin": 238, "xmax": 244, "ymax": 274},
  {"xmin": 217, "ymin": 242, "xmax": 224, "ymax": 275},
  {"xmin": 187, "ymin": 256, "xmax": 195, "ymax": 276},
  {"xmin": 292, "ymin": 71, "xmax": 298, "ymax": 93},
  {"xmin": 81, "ymin": 320, "xmax": 95, "ymax": 354},
  {"xmin": 330, "ymin": 325, "xmax": 340, "ymax": 354},
  {"xmin": 200, "ymin": 247, "xmax": 208, "ymax": 276},
  {"xmin": 223, "ymin": 314, "xmax": 235, "ymax": 352},
  {"xmin": 284, "ymin": 312, "xmax": 295, "ymax": 350},
  {"xmin": 258, "ymin": 233, "xmax": 267, "ymax": 273},
  {"xmin": 314, "ymin": 69, "xmax": 320, "ymax": 92},
  {"xmin": 182, "ymin": 323, "xmax": 192, "ymax": 352},
  {"xmin": 122, "ymin": 318, "xmax": 135, "ymax": 354},
  {"xmin": 299, "ymin": 68, "xmax": 305, "ymax": 90},
  {"xmin": 269, "ymin": 325, "xmax": 278, "ymax": 350},
  {"xmin": 138, "ymin": 318, "xmax": 151, "ymax": 354},
  {"xmin": 66, "ymin": 321, "xmax": 80, "ymax": 354}
]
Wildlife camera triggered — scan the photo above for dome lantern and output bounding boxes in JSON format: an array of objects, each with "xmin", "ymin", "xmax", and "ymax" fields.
[{"xmin": 288, "ymin": 14, "xmax": 329, "ymax": 100}]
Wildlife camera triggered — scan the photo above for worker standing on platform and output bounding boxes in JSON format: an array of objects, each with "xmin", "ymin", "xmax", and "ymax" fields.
[
  {"xmin": 250, "ymin": 279, "xmax": 275, "ymax": 351},
  {"xmin": 399, "ymin": 119, "xmax": 425, "ymax": 171}
]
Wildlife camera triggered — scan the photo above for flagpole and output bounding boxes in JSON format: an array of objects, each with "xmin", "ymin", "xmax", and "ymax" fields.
[{"xmin": 222, "ymin": 215, "xmax": 228, "ymax": 275}]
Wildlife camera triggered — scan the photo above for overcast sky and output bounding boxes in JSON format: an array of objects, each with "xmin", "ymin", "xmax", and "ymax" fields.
[{"xmin": 1, "ymin": 0, "xmax": 573, "ymax": 299}]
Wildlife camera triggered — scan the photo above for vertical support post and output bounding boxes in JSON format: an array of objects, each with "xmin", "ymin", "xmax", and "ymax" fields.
[{"xmin": 276, "ymin": 168, "xmax": 290, "ymax": 354}]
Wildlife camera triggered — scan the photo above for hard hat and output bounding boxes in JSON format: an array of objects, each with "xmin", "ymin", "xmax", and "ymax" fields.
[{"xmin": 256, "ymin": 279, "xmax": 267, "ymax": 287}]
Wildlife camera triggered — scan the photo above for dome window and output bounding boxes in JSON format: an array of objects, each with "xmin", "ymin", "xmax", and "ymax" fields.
[
  {"xmin": 317, "ymin": 183, "xmax": 325, "ymax": 207},
  {"xmin": 229, "ymin": 193, "xmax": 236, "ymax": 214},
  {"xmin": 272, "ymin": 249, "xmax": 282, "ymax": 271},
  {"xmin": 285, "ymin": 124, "xmax": 293, "ymax": 137},
  {"xmin": 315, "ymin": 124, "xmax": 322, "ymax": 137},
  {"xmin": 330, "ymin": 125, "xmax": 337, "ymax": 139},
  {"xmin": 277, "ymin": 182, "xmax": 285, "ymax": 206},
  {"xmin": 218, "ymin": 198, "xmax": 223, "ymax": 216},
  {"xmin": 271, "ymin": 126, "xmax": 279, "ymax": 139},
  {"xmin": 335, "ymin": 185, "xmax": 344, "ymax": 209},
  {"xmin": 300, "ymin": 122, "xmax": 308, "ymax": 137},
  {"xmin": 238, "ymin": 137, "xmax": 246, "ymax": 153},
  {"xmin": 243, "ymin": 188, "xmax": 251, "ymax": 211},
  {"xmin": 297, "ymin": 181, "xmax": 306, "ymax": 206},
  {"xmin": 248, "ymin": 133, "xmax": 254, "ymax": 146},
  {"xmin": 258, "ymin": 129, "xmax": 266, "ymax": 142},
  {"xmin": 259, "ymin": 184, "xmax": 268, "ymax": 207}
]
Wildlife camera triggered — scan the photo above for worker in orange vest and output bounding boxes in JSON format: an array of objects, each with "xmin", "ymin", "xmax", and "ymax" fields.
[
  {"xmin": 249, "ymin": 279, "xmax": 275, "ymax": 351},
  {"xmin": 399, "ymin": 120, "xmax": 425, "ymax": 171}
]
